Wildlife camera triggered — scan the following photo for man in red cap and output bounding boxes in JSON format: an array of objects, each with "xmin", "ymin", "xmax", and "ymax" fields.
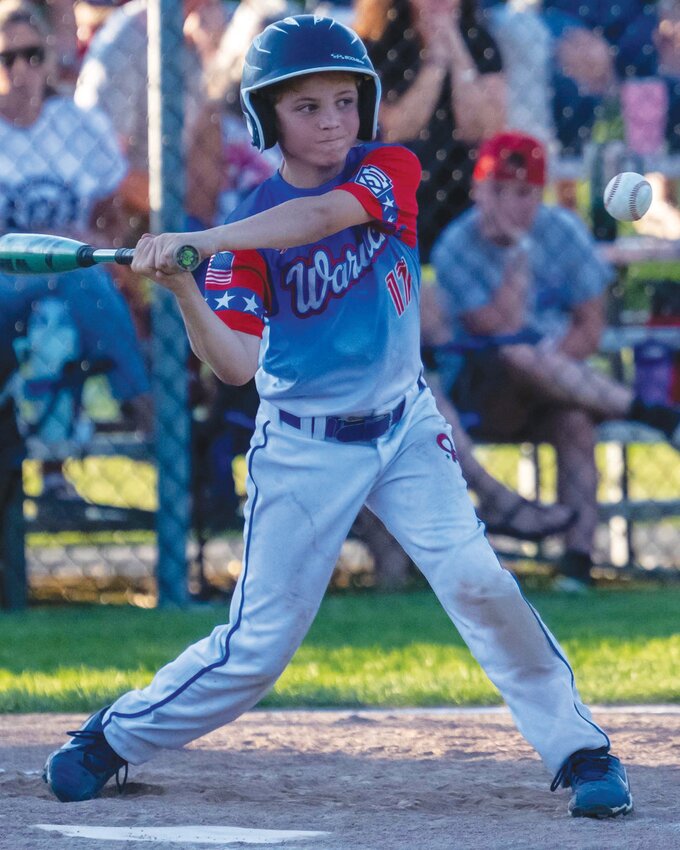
[{"xmin": 429, "ymin": 130, "xmax": 680, "ymax": 589}]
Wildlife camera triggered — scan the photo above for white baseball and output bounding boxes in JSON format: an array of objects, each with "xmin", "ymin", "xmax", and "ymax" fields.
[{"xmin": 604, "ymin": 172, "xmax": 653, "ymax": 222}]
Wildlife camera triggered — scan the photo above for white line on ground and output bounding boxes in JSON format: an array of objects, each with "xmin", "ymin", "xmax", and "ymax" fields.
[{"xmin": 34, "ymin": 825, "xmax": 329, "ymax": 845}]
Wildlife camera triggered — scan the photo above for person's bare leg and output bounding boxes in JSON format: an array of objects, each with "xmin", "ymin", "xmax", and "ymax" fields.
[
  {"xmin": 501, "ymin": 344, "xmax": 680, "ymax": 446},
  {"xmin": 351, "ymin": 507, "xmax": 413, "ymax": 590},
  {"xmin": 430, "ymin": 377, "xmax": 575, "ymax": 538},
  {"xmin": 500, "ymin": 344, "xmax": 632, "ymax": 418},
  {"xmin": 544, "ymin": 407, "xmax": 599, "ymax": 556}
]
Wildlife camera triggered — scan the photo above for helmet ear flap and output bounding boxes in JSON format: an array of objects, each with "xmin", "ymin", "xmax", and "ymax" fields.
[
  {"xmin": 357, "ymin": 76, "xmax": 380, "ymax": 142},
  {"xmin": 251, "ymin": 90, "xmax": 279, "ymax": 151},
  {"xmin": 241, "ymin": 90, "xmax": 278, "ymax": 152}
]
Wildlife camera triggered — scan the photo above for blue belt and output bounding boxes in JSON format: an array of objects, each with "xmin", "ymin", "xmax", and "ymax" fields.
[{"xmin": 277, "ymin": 376, "xmax": 426, "ymax": 444}]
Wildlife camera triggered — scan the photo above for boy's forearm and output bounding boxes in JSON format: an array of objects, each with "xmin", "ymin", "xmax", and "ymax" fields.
[
  {"xmin": 174, "ymin": 284, "xmax": 258, "ymax": 385},
  {"xmin": 136, "ymin": 194, "xmax": 369, "ymax": 276},
  {"xmin": 206, "ymin": 196, "xmax": 343, "ymax": 253}
]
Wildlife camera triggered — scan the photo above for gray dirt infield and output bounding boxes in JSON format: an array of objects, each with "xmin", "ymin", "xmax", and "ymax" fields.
[{"xmin": 2, "ymin": 708, "xmax": 679, "ymax": 849}]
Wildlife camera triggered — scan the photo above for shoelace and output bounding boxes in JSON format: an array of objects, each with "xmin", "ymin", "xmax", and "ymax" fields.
[
  {"xmin": 550, "ymin": 748, "xmax": 611, "ymax": 792},
  {"xmin": 67, "ymin": 728, "xmax": 129, "ymax": 793}
]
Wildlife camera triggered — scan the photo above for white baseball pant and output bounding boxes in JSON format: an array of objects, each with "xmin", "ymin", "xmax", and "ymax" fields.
[{"xmin": 103, "ymin": 385, "xmax": 609, "ymax": 775}]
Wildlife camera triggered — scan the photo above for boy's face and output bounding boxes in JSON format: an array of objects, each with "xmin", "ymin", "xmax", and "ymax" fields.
[
  {"xmin": 273, "ymin": 73, "xmax": 360, "ymax": 176},
  {"xmin": 472, "ymin": 178, "xmax": 543, "ymax": 245}
]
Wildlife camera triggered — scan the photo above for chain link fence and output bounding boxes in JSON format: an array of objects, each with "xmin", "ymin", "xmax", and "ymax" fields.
[{"xmin": 1, "ymin": 0, "xmax": 679, "ymax": 610}]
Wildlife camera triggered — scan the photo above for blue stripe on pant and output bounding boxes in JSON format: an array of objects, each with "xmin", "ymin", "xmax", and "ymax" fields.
[{"xmin": 103, "ymin": 422, "xmax": 274, "ymax": 756}]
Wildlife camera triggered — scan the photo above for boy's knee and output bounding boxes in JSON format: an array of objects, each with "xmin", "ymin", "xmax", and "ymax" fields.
[
  {"xmin": 450, "ymin": 570, "xmax": 520, "ymax": 615},
  {"xmin": 442, "ymin": 549, "xmax": 515, "ymax": 606}
]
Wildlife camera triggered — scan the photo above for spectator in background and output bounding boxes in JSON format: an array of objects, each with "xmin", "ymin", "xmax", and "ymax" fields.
[
  {"xmin": 655, "ymin": 0, "xmax": 680, "ymax": 154},
  {"xmin": 75, "ymin": 0, "xmax": 226, "ymax": 232},
  {"xmin": 73, "ymin": 0, "xmax": 128, "ymax": 65},
  {"xmin": 430, "ymin": 131, "xmax": 680, "ymax": 589},
  {"xmin": 481, "ymin": 1, "xmax": 555, "ymax": 145},
  {"xmin": 198, "ymin": 0, "xmax": 289, "ymax": 114},
  {"xmin": 0, "ymin": 0, "xmax": 151, "ymax": 499},
  {"xmin": 184, "ymin": 0, "xmax": 285, "ymax": 565},
  {"xmin": 352, "ymin": 0, "xmax": 577, "ymax": 543},
  {"xmin": 34, "ymin": 0, "xmax": 78, "ymax": 82},
  {"xmin": 74, "ymin": 0, "xmax": 227, "ymax": 337},
  {"xmin": 419, "ymin": 287, "xmax": 576, "ymax": 543},
  {"xmin": 540, "ymin": 1, "xmax": 658, "ymax": 158},
  {"xmin": 626, "ymin": 0, "xmax": 680, "ymax": 240},
  {"xmin": 353, "ymin": 0, "xmax": 506, "ymax": 261},
  {"xmin": 185, "ymin": 0, "xmax": 287, "ymax": 229}
]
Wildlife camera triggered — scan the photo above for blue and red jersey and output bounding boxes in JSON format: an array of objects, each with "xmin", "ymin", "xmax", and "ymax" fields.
[{"xmin": 202, "ymin": 142, "xmax": 422, "ymax": 416}]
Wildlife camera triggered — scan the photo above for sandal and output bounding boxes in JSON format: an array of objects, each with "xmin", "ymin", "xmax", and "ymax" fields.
[{"xmin": 479, "ymin": 496, "xmax": 577, "ymax": 542}]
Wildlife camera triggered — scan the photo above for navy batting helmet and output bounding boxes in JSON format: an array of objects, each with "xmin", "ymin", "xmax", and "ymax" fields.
[{"xmin": 240, "ymin": 15, "xmax": 381, "ymax": 152}]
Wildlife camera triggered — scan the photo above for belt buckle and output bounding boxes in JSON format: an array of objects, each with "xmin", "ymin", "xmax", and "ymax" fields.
[{"xmin": 334, "ymin": 412, "xmax": 391, "ymax": 442}]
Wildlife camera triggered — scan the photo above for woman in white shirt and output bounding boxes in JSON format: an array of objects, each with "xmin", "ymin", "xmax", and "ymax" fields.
[{"xmin": 0, "ymin": 0, "xmax": 150, "ymax": 497}]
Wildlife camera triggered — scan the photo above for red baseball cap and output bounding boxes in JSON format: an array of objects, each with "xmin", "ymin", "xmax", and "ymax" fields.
[{"xmin": 473, "ymin": 131, "xmax": 547, "ymax": 187}]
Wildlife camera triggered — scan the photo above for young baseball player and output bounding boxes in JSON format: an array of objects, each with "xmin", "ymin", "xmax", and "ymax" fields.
[{"xmin": 44, "ymin": 15, "xmax": 633, "ymax": 819}]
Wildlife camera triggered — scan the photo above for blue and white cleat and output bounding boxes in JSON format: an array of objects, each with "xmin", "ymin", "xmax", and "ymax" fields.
[
  {"xmin": 43, "ymin": 707, "xmax": 127, "ymax": 802},
  {"xmin": 551, "ymin": 746, "xmax": 633, "ymax": 818}
]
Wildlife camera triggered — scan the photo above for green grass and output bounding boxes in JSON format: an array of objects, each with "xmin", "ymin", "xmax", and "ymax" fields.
[{"xmin": 3, "ymin": 589, "xmax": 680, "ymax": 712}]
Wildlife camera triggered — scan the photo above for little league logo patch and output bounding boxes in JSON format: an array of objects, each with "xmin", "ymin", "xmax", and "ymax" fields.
[
  {"xmin": 354, "ymin": 165, "xmax": 393, "ymax": 198},
  {"xmin": 437, "ymin": 433, "xmax": 458, "ymax": 462}
]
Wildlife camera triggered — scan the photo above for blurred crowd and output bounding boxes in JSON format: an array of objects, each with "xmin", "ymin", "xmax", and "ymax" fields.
[{"xmin": 2, "ymin": 0, "xmax": 680, "ymax": 606}]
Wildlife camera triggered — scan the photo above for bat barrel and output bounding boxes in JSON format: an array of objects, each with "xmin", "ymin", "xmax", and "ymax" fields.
[
  {"xmin": 0, "ymin": 233, "xmax": 200, "ymax": 274},
  {"xmin": 0, "ymin": 233, "xmax": 89, "ymax": 273}
]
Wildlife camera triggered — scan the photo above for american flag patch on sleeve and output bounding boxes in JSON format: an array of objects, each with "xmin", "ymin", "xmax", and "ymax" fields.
[
  {"xmin": 205, "ymin": 251, "xmax": 234, "ymax": 289},
  {"xmin": 204, "ymin": 250, "xmax": 268, "ymax": 336}
]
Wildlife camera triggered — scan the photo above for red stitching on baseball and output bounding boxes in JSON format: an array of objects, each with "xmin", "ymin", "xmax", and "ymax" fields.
[
  {"xmin": 605, "ymin": 173, "xmax": 622, "ymax": 209},
  {"xmin": 630, "ymin": 180, "xmax": 645, "ymax": 220}
]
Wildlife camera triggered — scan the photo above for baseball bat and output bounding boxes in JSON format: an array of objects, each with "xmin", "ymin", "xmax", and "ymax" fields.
[{"xmin": 0, "ymin": 233, "xmax": 201, "ymax": 274}]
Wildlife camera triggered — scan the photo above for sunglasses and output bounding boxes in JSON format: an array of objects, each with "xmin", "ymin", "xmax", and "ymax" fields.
[{"xmin": 0, "ymin": 45, "xmax": 45, "ymax": 70}]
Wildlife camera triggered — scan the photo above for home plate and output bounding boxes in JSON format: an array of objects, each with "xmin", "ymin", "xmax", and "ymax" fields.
[{"xmin": 34, "ymin": 824, "xmax": 329, "ymax": 845}]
